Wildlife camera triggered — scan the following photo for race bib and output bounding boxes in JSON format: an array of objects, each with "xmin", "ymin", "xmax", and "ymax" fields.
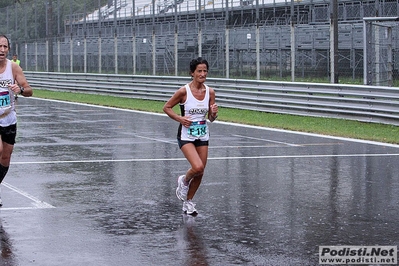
[
  {"xmin": 188, "ymin": 120, "xmax": 207, "ymax": 139},
  {"xmin": 0, "ymin": 91, "xmax": 11, "ymax": 108}
]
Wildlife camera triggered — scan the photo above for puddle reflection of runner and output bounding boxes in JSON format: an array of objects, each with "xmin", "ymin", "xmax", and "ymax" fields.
[
  {"xmin": 0, "ymin": 220, "xmax": 16, "ymax": 264},
  {"xmin": 180, "ymin": 215, "xmax": 209, "ymax": 266}
]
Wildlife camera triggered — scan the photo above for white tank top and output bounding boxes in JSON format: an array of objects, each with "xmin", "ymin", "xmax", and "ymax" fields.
[
  {"xmin": 0, "ymin": 59, "xmax": 17, "ymax": 126},
  {"xmin": 178, "ymin": 83, "xmax": 210, "ymax": 141}
]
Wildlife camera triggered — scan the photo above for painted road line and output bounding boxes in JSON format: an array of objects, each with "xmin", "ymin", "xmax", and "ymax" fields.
[
  {"xmin": 232, "ymin": 134, "xmax": 301, "ymax": 146},
  {"xmin": 2, "ymin": 182, "xmax": 55, "ymax": 209},
  {"xmin": 8, "ymin": 153, "xmax": 399, "ymax": 165}
]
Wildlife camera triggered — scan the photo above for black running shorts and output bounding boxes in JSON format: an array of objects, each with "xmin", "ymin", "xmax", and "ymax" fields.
[
  {"xmin": 177, "ymin": 138, "xmax": 209, "ymax": 149},
  {"xmin": 0, "ymin": 124, "xmax": 17, "ymax": 145}
]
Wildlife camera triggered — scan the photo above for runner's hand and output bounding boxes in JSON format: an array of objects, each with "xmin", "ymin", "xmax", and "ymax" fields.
[
  {"xmin": 180, "ymin": 116, "xmax": 192, "ymax": 128},
  {"xmin": 210, "ymin": 103, "xmax": 218, "ymax": 115},
  {"xmin": 8, "ymin": 84, "xmax": 21, "ymax": 94}
]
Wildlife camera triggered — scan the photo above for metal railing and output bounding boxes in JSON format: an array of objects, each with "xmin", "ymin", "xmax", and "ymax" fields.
[{"xmin": 25, "ymin": 72, "xmax": 399, "ymax": 126}]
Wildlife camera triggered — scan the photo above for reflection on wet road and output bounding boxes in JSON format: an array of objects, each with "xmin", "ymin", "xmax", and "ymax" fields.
[{"xmin": 0, "ymin": 98, "xmax": 398, "ymax": 265}]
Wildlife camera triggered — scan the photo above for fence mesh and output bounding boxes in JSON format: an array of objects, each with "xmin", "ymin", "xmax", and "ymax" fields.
[
  {"xmin": 364, "ymin": 19, "xmax": 399, "ymax": 86},
  {"xmin": 1, "ymin": 0, "xmax": 399, "ymax": 84}
]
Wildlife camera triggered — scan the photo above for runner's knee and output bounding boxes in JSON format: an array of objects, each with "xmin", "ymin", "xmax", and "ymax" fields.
[{"xmin": 191, "ymin": 164, "xmax": 205, "ymax": 175}]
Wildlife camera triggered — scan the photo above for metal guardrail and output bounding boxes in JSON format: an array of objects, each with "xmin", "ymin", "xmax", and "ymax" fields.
[{"xmin": 25, "ymin": 72, "xmax": 399, "ymax": 126}]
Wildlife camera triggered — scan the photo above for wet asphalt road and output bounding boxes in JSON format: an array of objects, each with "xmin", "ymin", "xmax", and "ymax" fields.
[{"xmin": 0, "ymin": 97, "xmax": 398, "ymax": 266}]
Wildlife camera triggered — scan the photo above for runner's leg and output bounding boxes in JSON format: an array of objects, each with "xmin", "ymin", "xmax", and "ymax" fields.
[{"xmin": 181, "ymin": 144, "xmax": 208, "ymax": 200}]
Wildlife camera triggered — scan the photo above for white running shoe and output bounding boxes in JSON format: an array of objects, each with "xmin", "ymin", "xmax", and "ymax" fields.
[
  {"xmin": 182, "ymin": 201, "xmax": 188, "ymax": 213},
  {"xmin": 176, "ymin": 175, "xmax": 189, "ymax": 201},
  {"xmin": 186, "ymin": 200, "xmax": 197, "ymax": 215}
]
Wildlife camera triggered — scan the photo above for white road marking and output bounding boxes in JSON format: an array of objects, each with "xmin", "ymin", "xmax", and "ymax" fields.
[
  {"xmin": 1, "ymin": 182, "xmax": 55, "ymax": 210},
  {"xmin": 1, "ymin": 207, "xmax": 50, "ymax": 211},
  {"xmin": 9, "ymin": 153, "xmax": 399, "ymax": 165},
  {"xmin": 232, "ymin": 134, "xmax": 301, "ymax": 146}
]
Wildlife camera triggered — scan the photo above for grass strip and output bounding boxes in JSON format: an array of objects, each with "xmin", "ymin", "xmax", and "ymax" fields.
[{"xmin": 31, "ymin": 89, "xmax": 399, "ymax": 144}]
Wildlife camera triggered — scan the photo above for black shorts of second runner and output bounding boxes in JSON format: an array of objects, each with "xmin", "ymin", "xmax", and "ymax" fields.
[
  {"xmin": 178, "ymin": 138, "xmax": 209, "ymax": 149},
  {"xmin": 0, "ymin": 124, "xmax": 17, "ymax": 145}
]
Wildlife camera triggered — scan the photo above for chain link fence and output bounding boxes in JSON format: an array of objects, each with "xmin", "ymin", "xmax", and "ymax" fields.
[
  {"xmin": 1, "ymin": 0, "xmax": 399, "ymax": 85},
  {"xmin": 364, "ymin": 17, "xmax": 399, "ymax": 86}
]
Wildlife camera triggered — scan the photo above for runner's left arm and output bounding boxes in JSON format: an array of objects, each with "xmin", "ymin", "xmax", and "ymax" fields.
[
  {"xmin": 9, "ymin": 63, "xmax": 33, "ymax": 97},
  {"xmin": 208, "ymin": 88, "xmax": 218, "ymax": 122}
]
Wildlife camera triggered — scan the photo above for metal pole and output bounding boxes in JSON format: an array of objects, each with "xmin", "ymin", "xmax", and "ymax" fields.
[
  {"xmin": 225, "ymin": 0, "xmax": 229, "ymax": 78},
  {"xmin": 35, "ymin": 0, "xmax": 37, "ymax": 38},
  {"xmin": 152, "ymin": 33, "xmax": 156, "ymax": 75},
  {"xmin": 46, "ymin": 39, "xmax": 49, "ymax": 72},
  {"xmin": 174, "ymin": 0, "xmax": 178, "ymax": 76},
  {"xmin": 98, "ymin": 0, "xmax": 102, "ymax": 73},
  {"xmin": 255, "ymin": 0, "xmax": 260, "ymax": 80},
  {"xmin": 57, "ymin": 39, "xmax": 60, "ymax": 72},
  {"xmin": 198, "ymin": 0, "xmax": 202, "ymax": 57},
  {"xmin": 6, "ymin": 7, "xmax": 9, "ymax": 36},
  {"xmin": 14, "ymin": 1, "xmax": 17, "ymax": 55},
  {"xmin": 115, "ymin": 34, "xmax": 118, "ymax": 74},
  {"xmin": 84, "ymin": 0, "xmax": 87, "ymax": 73},
  {"xmin": 363, "ymin": 20, "xmax": 367, "ymax": 85},
  {"xmin": 35, "ymin": 42, "xmax": 38, "ymax": 72},
  {"xmin": 375, "ymin": 25, "xmax": 380, "ymax": 85},
  {"xmin": 114, "ymin": 0, "xmax": 118, "ymax": 74},
  {"xmin": 133, "ymin": 0, "xmax": 136, "ymax": 75},
  {"xmin": 70, "ymin": 35, "xmax": 73, "ymax": 73},
  {"xmin": 152, "ymin": 0, "xmax": 156, "ymax": 75},
  {"xmin": 24, "ymin": 43, "xmax": 27, "ymax": 71},
  {"xmin": 84, "ymin": 36, "xmax": 87, "ymax": 73},
  {"xmin": 47, "ymin": 0, "xmax": 54, "ymax": 72},
  {"xmin": 99, "ymin": 35, "xmax": 102, "ymax": 73},
  {"xmin": 387, "ymin": 26, "xmax": 392, "ymax": 86},
  {"xmin": 330, "ymin": 0, "xmax": 338, "ymax": 83},
  {"xmin": 69, "ymin": 0, "xmax": 73, "ymax": 73},
  {"xmin": 290, "ymin": 0, "xmax": 295, "ymax": 82},
  {"xmin": 56, "ymin": 2, "xmax": 60, "ymax": 71}
]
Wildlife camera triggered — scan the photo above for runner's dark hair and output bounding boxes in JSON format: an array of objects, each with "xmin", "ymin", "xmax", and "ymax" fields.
[
  {"xmin": 0, "ymin": 35, "xmax": 10, "ymax": 49},
  {"xmin": 190, "ymin": 57, "xmax": 209, "ymax": 73}
]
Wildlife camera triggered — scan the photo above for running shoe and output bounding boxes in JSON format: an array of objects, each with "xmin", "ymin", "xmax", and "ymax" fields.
[
  {"xmin": 186, "ymin": 200, "xmax": 197, "ymax": 215},
  {"xmin": 182, "ymin": 201, "xmax": 188, "ymax": 213},
  {"xmin": 176, "ymin": 175, "xmax": 188, "ymax": 201}
]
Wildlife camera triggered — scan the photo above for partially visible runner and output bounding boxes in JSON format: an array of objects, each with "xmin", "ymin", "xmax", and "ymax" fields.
[
  {"xmin": 163, "ymin": 57, "xmax": 218, "ymax": 215},
  {"xmin": 11, "ymin": 54, "xmax": 20, "ymax": 66},
  {"xmin": 11, "ymin": 54, "xmax": 21, "ymax": 99},
  {"xmin": 0, "ymin": 35, "xmax": 33, "ymax": 206}
]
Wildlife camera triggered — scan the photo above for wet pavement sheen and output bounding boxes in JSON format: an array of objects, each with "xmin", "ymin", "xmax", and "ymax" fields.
[{"xmin": 0, "ymin": 98, "xmax": 398, "ymax": 266}]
